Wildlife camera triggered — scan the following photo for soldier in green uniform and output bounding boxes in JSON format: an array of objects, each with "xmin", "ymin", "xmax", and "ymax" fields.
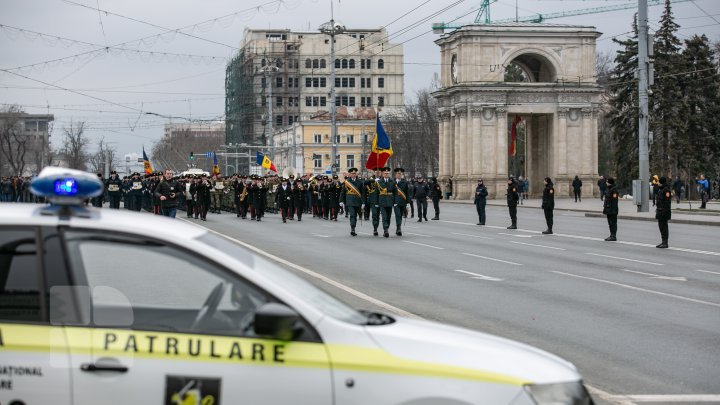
[
  {"xmin": 365, "ymin": 168, "xmax": 381, "ymax": 235},
  {"xmin": 339, "ymin": 168, "xmax": 366, "ymax": 236},
  {"xmin": 377, "ymin": 167, "xmax": 397, "ymax": 238},
  {"xmin": 393, "ymin": 168, "xmax": 409, "ymax": 236}
]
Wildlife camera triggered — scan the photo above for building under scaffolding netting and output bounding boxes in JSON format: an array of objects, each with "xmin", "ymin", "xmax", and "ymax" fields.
[{"xmin": 224, "ymin": 49, "xmax": 260, "ymax": 146}]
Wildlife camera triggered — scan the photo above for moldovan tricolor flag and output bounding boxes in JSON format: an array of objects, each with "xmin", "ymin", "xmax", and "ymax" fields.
[
  {"xmin": 510, "ymin": 115, "xmax": 522, "ymax": 157},
  {"xmin": 364, "ymin": 115, "xmax": 393, "ymax": 170},
  {"xmin": 212, "ymin": 152, "xmax": 221, "ymax": 176},
  {"xmin": 142, "ymin": 147, "xmax": 153, "ymax": 175},
  {"xmin": 256, "ymin": 152, "xmax": 277, "ymax": 172}
]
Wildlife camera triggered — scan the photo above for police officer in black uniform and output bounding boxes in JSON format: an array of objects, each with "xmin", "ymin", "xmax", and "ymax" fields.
[
  {"xmin": 506, "ymin": 177, "xmax": 520, "ymax": 229},
  {"xmin": 603, "ymin": 177, "xmax": 619, "ymax": 241},
  {"xmin": 474, "ymin": 178, "xmax": 488, "ymax": 225},
  {"xmin": 106, "ymin": 170, "xmax": 122, "ymax": 209},
  {"xmin": 430, "ymin": 177, "xmax": 442, "ymax": 220},
  {"xmin": 655, "ymin": 176, "xmax": 672, "ymax": 248},
  {"xmin": 541, "ymin": 177, "xmax": 555, "ymax": 234}
]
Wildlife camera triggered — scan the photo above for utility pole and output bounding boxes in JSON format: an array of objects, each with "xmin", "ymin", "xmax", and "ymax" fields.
[
  {"xmin": 261, "ymin": 63, "xmax": 279, "ymax": 161},
  {"xmin": 320, "ymin": 1, "xmax": 346, "ymax": 175},
  {"xmin": 637, "ymin": 0, "xmax": 650, "ymax": 212}
]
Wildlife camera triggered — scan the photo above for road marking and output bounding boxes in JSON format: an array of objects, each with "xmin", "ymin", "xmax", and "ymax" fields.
[
  {"xmin": 552, "ymin": 271, "xmax": 720, "ymax": 308},
  {"xmin": 696, "ymin": 269, "xmax": 720, "ymax": 276},
  {"xmin": 182, "ymin": 219, "xmax": 421, "ymax": 319},
  {"xmin": 511, "ymin": 241, "xmax": 566, "ymax": 251},
  {"xmin": 402, "ymin": 240, "xmax": 444, "ymax": 250},
  {"xmin": 404, "ymin": 232, "xmax": 433, "ymax": 237},
  {"xmin": 621, "ymin": 269, "xmax": 687, "ymax": 281},
  {"xmin": 462, "ymin": 252, "xmax": 523, "ymax": 266},
  {"xmin": 585, "ymin": 253, "xmax": 664, "ymax": 266},
  {"xmin": 586, "ymin": 385, "xmax": 636, "ymax": 405},
  {"xmin": 624, "ymin": 394, "xmax": 720, "ymax": 402},
  {"xmin": 454, "ymin": 269, "xmax": 503, "ymax": 282},
  {"xmin": 451, "ymin": 232, "xmax": 493, "ymax": 239},
  {"xmin": 311, "ymin": 233, "xmax": 330, "ymax": 238},
  {"xmin": 497, "ymin": 232, "xmax": 533, "ymax": 238}
]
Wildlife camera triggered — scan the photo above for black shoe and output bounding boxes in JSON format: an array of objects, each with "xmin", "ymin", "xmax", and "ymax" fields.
[
  {"xmin": 507, "ymin": 225, "xmax": 517, "ymax": 229},
  {"xmin": 480, "ymin": 223, "xmax": 485, "ymax": 225},
  {"xmin": 351, "ymin": 229, "xmax": 357, "ymax": 236},
  {"xmin": 298, "ymin": 218, "xmax": 302, "ymax": 221},
  {"xmin": 257, "ymin": 218, "xmax": 261, "ymax": 222},
  {"xmin": 396, "ymin": 230, "xmax": 402, "ymax": 236},
  {"xmin": 373, "ymin": 230, "xmax": 379, "ymax": 236},
  {"xmin": 604, "ymin": 235, "xmax": 616, "ymax": 241},
  {"xmin": 431, "ymin": 217, "xmax": 439, "ymax": 220},
  {"xmin": 542, "ymin": 229, "xmax": 553, "ymax": 234},
  {"xmin": 283, "ymin": 219, "xmax": 286, "ymax": 223},
  {"xmin": 383, "ymin": 231, "xmax": 389, "ymax": 238},
  {"xmin": 417, "ymin": 219, "xmax": 423, "ymax": 222}
]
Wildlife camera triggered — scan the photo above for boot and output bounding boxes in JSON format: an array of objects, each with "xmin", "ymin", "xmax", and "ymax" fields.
[
  {"xmin": 656, "ymin": 239, "xmax": 668, "ymax": 248},
  {"xmin": 373, "ymin": 229, "xmax": 379, "ymax": 236},
  {"xmin": 383, "ymin": 230, "xmax": 389, "ymax": 238},
  {"xmin": 351, "ymin": 228, "xmax": 357, "ymax": 237},
  {"xmin": 604, "ymin": 234, "xmax": 616, "ymax": 241},
  {"xmin": 542, "ymin": 226, "xmax": 553, "ymax": 235},
  {"xmin": 507, "ymin": 225, "xmax": 517, "ymax": 229},
  {"xmin": 431, "ymin": 216, "xmax": 439, "ymax": 220},
  {"xmin": 396, "ymin": 227, "xmax": 402, "ymax": 236},
  {"xmin": 417, "ymin": 218, "xmax": 422, "ymax": 222}
]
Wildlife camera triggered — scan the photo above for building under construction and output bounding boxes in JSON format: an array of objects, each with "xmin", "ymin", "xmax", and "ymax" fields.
[{"xmin": 225, "ymin": 27, "xmax": 404, "ymax": 147}]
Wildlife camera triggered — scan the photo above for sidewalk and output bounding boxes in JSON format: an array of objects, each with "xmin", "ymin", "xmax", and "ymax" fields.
[{"xmin": 443, "ymin": 197, "xmax": 720, "ymax": 226}]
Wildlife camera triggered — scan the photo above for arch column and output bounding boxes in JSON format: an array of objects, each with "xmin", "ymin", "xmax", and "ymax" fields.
[
  {"xmin": 471, "ymin": 106, "xmax": 482, "ymax": 176},
  {"xmin": 581, "ymin": 108, "xmax": 592, "ymax": 175},
  {"xmin": 496, "ymin": 107, "xmax": 508, "ymax": 177},
  {"xmin": 457, "ymin": 107, "xmax": 468, "ymax": 176},
  {"xmin": 438, "ymin": 110, "xmax": 451, "ymax": 177},
  {"xmin": 557, "ymin": 108, "xmax": 569, "ymax": 175}
]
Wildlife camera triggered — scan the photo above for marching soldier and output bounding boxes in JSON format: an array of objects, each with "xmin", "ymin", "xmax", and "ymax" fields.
[
  {"xmin": 366, "ymin": 168, "xmax": 381, "ymax": 235},
  {"xmin": 276, "ymin": 177, "xmax": 292, "ymax": 223},
  {"xmin": 252, "ymin": 176, "xmax": 267, "ymax": 221},
  {"xmin": 377, "ymin": 167, "xmax": 397, "ymax": 238},
  {"xmin": 211, "ymin": 174, "xmax": 226, "ymax": 214},
  {"xmin": 541, "ymin": 177, "xmax": 555, "ymax": 234},
  {"xmin": 339, "ymin": 167, "xmax": 365, "ymax": 236},
  {"xmin": 234, "ymin": 175, "xmax": 248, "ymax": 218},
  {"xmin": 330, "ymin": 174, "xmax": 342, "ymax": 221},
  {"xmin": 106, "ymin": 170, "xmax": 122, "ymax": 209},
  {"xmin": 247, "ymin": 175, "xmax": 257, "ymax": 220},
  {"xmin": 655, "ymin": 176, "xmax": 671, "ymax": 248},
  {"xmin": 196, "ymin": 174, "xmax": 212, "ymax": 221},
  {"xmin": 292, "ymin": 178, "xmax": 306, "ymax": 221},
  {"xmin": 506, "ymin": 177, "xmax": 520, "ymax": 229},
  {"xmin": 603, "ymin": 177, "xmax": 619, "ymax": 241},
  {"xmin": 393, "ymin": 168, "xmax": 409, "ymax": 236},
  {"xmin": 310, "ymin": 177, "xmax": 320, "ymax": 217},
  {"xmin": 128, "ymin": 172, "xmax": 145, "ymax": 212}
]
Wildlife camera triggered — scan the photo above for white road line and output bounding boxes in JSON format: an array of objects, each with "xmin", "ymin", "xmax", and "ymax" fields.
[
  {"xmin": 497, "ymin": 232, "xmax": 533, "ymax": 238},
  {"xmin": 696, "ymin": 269, "xmax": 720, "ymax": 276},
  {"xmin": 585, "ymin": 385, "xmax": 636, "ymax": 405},
  {"xmin": 620, "ymin": 269, "xmax": 686, "ymax": 281},
  {"xmin": 462, "ymin": 252, "xmax": 523, "ymax": 266},
  {"xmin": 454, "ymin": 269, "xmax": 503, "ymax": 282},
  {"xmin": 585, "ymin": 252, "xmax": 664, "ymax": 266},
  {"xmin": 182, "ymin": 219, "xmax": 421, "ymax": 319},
  {"xmin": 404, "ymin": 232, "xmax": 433, "ymax": 237},
  {"xmin": 552, "ymin": 271, "xmax": 720, "ymax": 308},
  {"xmin": 625, "ymin": 394, "xmax": 720, "ymax": 402},
  {"xmin": 311, "ymin": 233, "xmax": 330, "ymax": 238},
  {"xmin": 402, "ymin": 240, "xmax": 444, "ymax": 250},
  {"xmin": 451, "ymin": 232, "xmax": 493, "ymax": 239},
  {"xmin": 511, "ymin": 241, "xmax": 566, "ymax": 251}
]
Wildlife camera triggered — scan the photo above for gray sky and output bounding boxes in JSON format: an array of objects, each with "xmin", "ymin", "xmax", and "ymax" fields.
[{"xmin": 2, "ymin": 0, "xmax": 718, "ymax": 162}]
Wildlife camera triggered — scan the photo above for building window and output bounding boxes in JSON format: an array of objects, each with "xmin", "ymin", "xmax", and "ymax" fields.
[
  {"xmin": 320, "ymin": 77, "xmax": 326, "ymax": 87},
  {"xmin": 261, "ymin": 77, "xmax": 267, "ymax": 88},
  {"xmin": 346, "ymin": 154, "xmax": 355, "ymax": 168},
  {"xmin": 360, "ymin": 96, "xmax": 372, "ymax": 107},
  {"xmin": 314, "ymin": 154, "xmax": 322, "ymax": 168},
  {"xmin": 334, "ymin": 135, "xmax": 341, "ymax": 144},
  {"xmin": 288, "ymin": 116, "xmax": 294, "ymax": 125},
  {"xmin": 347, "ymin": 135, "xmax": 354, "ymax": 144},
  {"xmin": 313, "ymin": 78, "xmax": 320, "ymax": 87},
  {"xmin": 276, "ymin": 77, "xmax": 283, "ymax": 87},
  {"xmin": 349, "ymin": 59, "xmax": 355, "ymax": 69},
  {"xmin": 378, "ymin": 59, "xmax": 385, "ymax": 69},
  {"xmin": 335, "ymin": 78, "xmax": 341, "ymax": 88},
  {"xmin": 320, "ymin": 97, "xmax": 326, "ymax": 106},
  {"xmin": 313, "ymin": 96, "xmax": 319, "ymax": 106},
  {"xmin": 378, "ymin": 77, "xmax": 385, "ymax": 88},
  {"xmin": 276, "ymin": 115, "xmax": 283, "ymax": 126},
  {"xmin": 276, "ymin": 96, "xmax": 282, "ymax": 107},
  {"xmin": 314, "ymin": 134, "xmax": 322, "ymax": 143},
  {"xmin": 335, "ymin": 59, "xmax": 341, "ymax": 68},
  {"xmin": 305, "ymin": 97, "xmax": 312, "ymax": 106},
  {"xmin": 378, "ymin": 96, "xmax": 385, "ymax": 107},
  {"xmin": 261, "ymin": 59, "xmax": 267, "ymax": 67},
  {"xmin": 38, "ymin": 121, "xmax": 48, "ymax": 132},
  {"xmin": 349, "ymin": 97, "xmax": 356, "ymax": 107},
  {"xmin": 312, "ymin": 59, "xmax": 319, "ymax": 69},
  {"xmin": 262, "ymin": 96, "xmax": 267, "ymax": 106},
  {"xmin": 341, "ymin": 78, "xmax": 348, "ymax": 87},
  {"xmin": 361, "ymin": 58, "xmax": 371, "ymax": 69},
  {"xmin": 341, "ymin": 59, "xmax": 348, "ymax": 69},
  {"xmin": 349, "ymin": 78, "xmax": 356, "ymax": 87},
  {"xmin": 305, "ymin": 78, "xmax": 312, "ymax": 87},
  {"xmin": 320, "ymin": 59, "xmax": 326, "ymax": 68}
]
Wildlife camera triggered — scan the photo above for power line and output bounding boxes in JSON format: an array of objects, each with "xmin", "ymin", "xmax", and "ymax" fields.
[{"xmin": 688, "ymin": 0, "xmax": 720, "ymax": 25}]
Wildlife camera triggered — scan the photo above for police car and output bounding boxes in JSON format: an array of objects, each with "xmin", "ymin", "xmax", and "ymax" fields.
[{"xmin": 0, "ymin": 168, "xmax": 594, "ymax": 405}]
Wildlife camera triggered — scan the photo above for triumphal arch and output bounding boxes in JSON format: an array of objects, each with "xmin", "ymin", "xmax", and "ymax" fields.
[{"xmin": 433, "ymin": 23, "xmax": 603, "ymax": 199}]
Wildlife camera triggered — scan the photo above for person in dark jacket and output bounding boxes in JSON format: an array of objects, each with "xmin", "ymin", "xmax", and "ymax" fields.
[
  {"xmin": 655, "ymin": 176, "xmax": 672, "ymax": 248},
  {"xmin": 542, "ymin": 177, "xmax": 555, "ymax": 234},
  {"xmin": 276, "ymin": 178, "xmax": 292, "ymax": 223},
  {"xmin": 506, "ymin": 177, "xmax": 520, "ymax": 229},
  {"xmin": 672, "ymin": 175, "xmax": 683, "ymax": 204},
  {"xmin": 474, "ymin": 179, "xmax": 488, "ymax": 225},
  {"xmin": 572, "ymin": 175, "xmax": 583, "ymax": 202},
  {"xmin": 154, "ymin": 169, "xmax": 182, "ymax": 218},
  {"xmin": 603, "ymin": 177, "xmax": 619, "ymax": 241},
  {"xmin": 414, "ymin": 177, "xmax": 429, "ymax": 222},
  {"xmin": 430, "ymin": 178, "xmax": 442, "ymax": 220},
  {"xmin": 106, "ymin": 170, "xmax": 123, "ymax": 209},
  {"xmin": 292, "ymin": 178, "xmax": 306, "ymax": 221},
  {"xmin": 598, "ymin": 176, "xmax": 607, "ymax": 201}
]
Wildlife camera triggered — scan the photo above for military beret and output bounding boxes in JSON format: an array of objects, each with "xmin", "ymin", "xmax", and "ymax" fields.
[
  {"xmin": 333, "ymin": 174, "xmax": 339, "ymax": 179},
  {"xmin": 394, "ymin": 168, "xmax": 404, "ymax": 173},
  {"xmin": 348, "ymin": 167, "xmax": 358, "ymax": 173}
]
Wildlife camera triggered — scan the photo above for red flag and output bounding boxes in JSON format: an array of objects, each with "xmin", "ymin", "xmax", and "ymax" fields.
[
  {"xmin": 510, "ymin": 116, "xmax": 522, "ymax": 157},
  {"xmin": 365, "ymin": 115, "xmax": 393, "ymax": 170}
]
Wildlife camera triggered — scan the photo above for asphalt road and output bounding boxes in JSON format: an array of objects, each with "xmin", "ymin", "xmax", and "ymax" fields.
[{"xmin": 181, "ymin": 203, "xmax": 720, "ymax": 405}]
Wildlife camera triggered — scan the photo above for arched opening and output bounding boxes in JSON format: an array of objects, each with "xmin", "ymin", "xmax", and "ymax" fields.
[{"xmin": 504, "ymin": 53, "xmax": 557, "ymax": 83}]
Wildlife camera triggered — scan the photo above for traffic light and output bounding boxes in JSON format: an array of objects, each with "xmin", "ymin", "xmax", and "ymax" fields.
[{"xmin": 190, "ymin": 152, "xmax": 194, "ymax": 160}]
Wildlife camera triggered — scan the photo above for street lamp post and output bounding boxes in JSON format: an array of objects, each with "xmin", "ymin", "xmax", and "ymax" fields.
[{"xmin": 319, "ymin": 2, "xmax": 346, "ymax": 175}]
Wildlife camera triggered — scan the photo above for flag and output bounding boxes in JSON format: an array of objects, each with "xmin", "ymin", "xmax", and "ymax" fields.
[
  {"xmin": 212, "ymin": 152, "xmax": 220, "ymax": 176},
  {"xmin": 364, "ymin": 115, "xmax": 393, "ymax": 170},
  {"xmin": 510, "ymin": 115, "xmax": 522, "ymax": 157},
  {"xmin": 142, "ymin": 147, "xmax": 153, "ymax": 175},
  {"xmin": 256, "ymin": 152, "xmax": 277, "ymax": 172}
]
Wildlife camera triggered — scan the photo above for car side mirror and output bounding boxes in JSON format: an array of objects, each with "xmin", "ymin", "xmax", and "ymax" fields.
[{"xmin": 254, "ymin": 303, "xmax": 300, "ymax": 341}]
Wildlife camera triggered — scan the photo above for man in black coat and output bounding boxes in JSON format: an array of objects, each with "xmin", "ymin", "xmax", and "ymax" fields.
[
  {"xmin": 106, "ymin": 170, "xmax": 123, "ymax": 209},
  {"xmin": 603, "ymin": 177, "xmax": 619, "ymax": 241},
  {"xmin": 542, "ymin": 177, "xmax": 555, "ymax": 234},
  {"xmin": 414, "ymin": 177, "xmax": 430, "ymax": 222},
  {"xmin": 474, "ymin": 178, "xmax": 488, "ymax": 225},
  {"xmin": 655, "ymin": 176, "xmax": 672, "ymax": 248},
  {"xmin": 506, "ymin": 177, "xmax": 520, "ymax": 229},
  {"xmin": 572, "ymin": 175, "xmax": 582, "ymax": 202},
  {"xmin": 430, "ymin": 178, "xmax": 442, "ymax": 220},
  {"xmin": 155, "ymin": 169, "xmax": 182, "ymax": 218},
  {"xmin": 276, "ymin": 178, "xmax": 292, "ymax": 223}
]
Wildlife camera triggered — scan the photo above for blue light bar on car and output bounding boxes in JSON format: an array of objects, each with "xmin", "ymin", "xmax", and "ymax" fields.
[{"xmin": 31, "ymin": 167, "xmax": 103, "ymax": 205}]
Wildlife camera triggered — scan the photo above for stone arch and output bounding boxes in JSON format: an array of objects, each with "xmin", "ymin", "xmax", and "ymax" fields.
[{"xmin": 503, "ymin": 48, "xmax": 560, "ymax": 83}]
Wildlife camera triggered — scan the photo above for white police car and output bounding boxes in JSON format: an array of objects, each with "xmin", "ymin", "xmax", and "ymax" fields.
[{"xmin": 0, "ymin": 168, "xmax": 594, "ymax": 405}]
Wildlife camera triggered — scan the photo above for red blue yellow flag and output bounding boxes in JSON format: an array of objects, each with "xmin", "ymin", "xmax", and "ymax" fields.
[
  {"xmin": 212, "ymin": 152, "xmax": 220, "ymax": 176},
  {"xmin": 256, "ymin": 152, "xmax": 277, "ymax": 172},
  {"xmin": 142, "ymin": 147, "xmax": 153, "ymax": 175},
  {"xmin": 364, "ymin": 115, "xmax": 393, "ymax": 170}
]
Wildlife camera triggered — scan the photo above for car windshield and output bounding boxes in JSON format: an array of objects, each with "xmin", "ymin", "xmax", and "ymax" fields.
[{"xmin": 197, "ymin": 232, "xmax": 367, "ymax": 325}]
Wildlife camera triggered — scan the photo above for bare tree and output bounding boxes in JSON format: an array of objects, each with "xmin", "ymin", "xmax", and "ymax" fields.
[
  {"xmin": 61, "ymin": 120, "xmax": 90, "ymax": 170},
  {"xmin": 0, "ymin": 105, "xmax": 29, "ymax": 176},
  {"xmin": 88, "ymin": 137, "xmax": 118, "ymax": 175},
  {"xmin": 151, "ymin": 128, "xmax": 224, "ymax": 172}
]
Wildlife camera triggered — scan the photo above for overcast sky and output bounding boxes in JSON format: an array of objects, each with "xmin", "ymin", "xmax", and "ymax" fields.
[{"xmin": 2, "ymin": 0, "xmax": 718, "ymax": 162}]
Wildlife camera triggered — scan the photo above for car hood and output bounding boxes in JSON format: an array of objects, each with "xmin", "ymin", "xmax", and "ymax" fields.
[{"xmin": 363, "ymin": 317, "xmax": 580, "ymax": 385}]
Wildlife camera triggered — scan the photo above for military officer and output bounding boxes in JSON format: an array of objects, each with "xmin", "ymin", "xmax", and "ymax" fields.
[
  {"xmin": 105, "ymin": 170, "xmax": 122, "ymax": 209},
  {"xmin": 292, "ymin": 178, "xmax": 306, "ymax": 221},
  {"xmin": 414, "ymin": 176, "xmax": 430, "ymax": 222},
  {"xmin": 393, "ymin": 168, "xmax": 409, "ymax": 236},
  {"xmin": 365, "ymin": 168, "xmax": 381, "ymax": 235},
  {"xmin": 339, "ymin": 167, "xmax": 365, "ymax": 236},
  {"xmin": 128, "ymin": 172, "xmax": 145, "ymax": 212},
  {"xmin": 506, "ymin": 177, "xmax": 520, "ymax": 229},
  {"xmin": 430, "ymin": 177, "xmax": 442, "ymax": 220},
  {"xmin": 377, "ymin": 167, "xmax": 397, "ymax": 238},
  {"xmin": 603, "ymin": 177, "xmax": 619, "ymax": 241},
  {"xmin": 252, "ymin": 175, "xmax": 267, "ymax": 221},
  {"xmin": 655, "ymin": 176, "xmax": 672, "ymax": 248},
  {"xmin": 474, "ymin": 178, "xmax": 488, "ymax": 225},
  {"xmin": 276, "ymin": 177, "xmax": 292, "ymax": 223},
  {"xmin": 211, "ymin": 174, "xmax": 226, "ymax": 214},
  {"xmin": 541, "ymin": 177, "xmax": 555, "ymax": 234},
  {"xmin": 330, "ymin": 174, "xmax": 342, "ymax": 221}
]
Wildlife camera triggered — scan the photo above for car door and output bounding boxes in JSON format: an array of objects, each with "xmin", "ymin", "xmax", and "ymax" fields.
[
  {"xmin": 0, "ymin": 226, "xmax": 71, "ymax": 405},
  {"xmin": 61, "ymin": 229, "xmax": 332, "ymax": 405}
]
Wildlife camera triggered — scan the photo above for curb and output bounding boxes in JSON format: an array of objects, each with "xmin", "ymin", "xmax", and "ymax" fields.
[{"xmin": 584, "ymin": 212, "xmax": 720, "ymax": 227}]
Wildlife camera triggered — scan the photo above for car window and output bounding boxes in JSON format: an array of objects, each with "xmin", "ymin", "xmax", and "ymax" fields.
[
  {"xmin": 63, "ymin": 230, "xmax": 270, "ymax": 336},
  {"xmin": 0, "ymin": 227, "xmax": 42, "ymax": 322}
]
